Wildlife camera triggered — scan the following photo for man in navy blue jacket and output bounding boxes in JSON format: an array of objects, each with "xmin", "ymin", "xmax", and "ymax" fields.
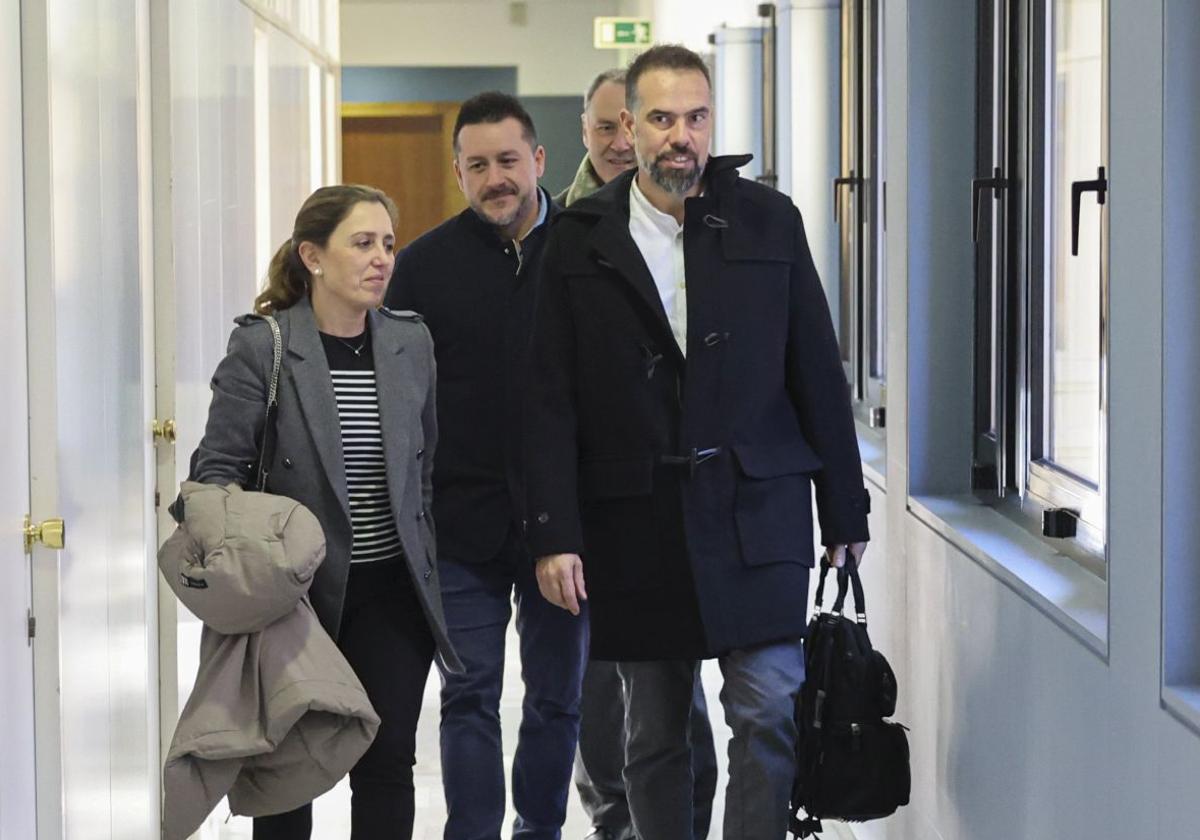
[{"xmin": 386, "ymin": 92, "xmax": 586, "ymax": 840}]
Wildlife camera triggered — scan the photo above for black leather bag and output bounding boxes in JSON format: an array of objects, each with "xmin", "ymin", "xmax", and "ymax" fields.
[{"xmin": 789, "ymin": 561, "xmax": 911, "ymax": 838}]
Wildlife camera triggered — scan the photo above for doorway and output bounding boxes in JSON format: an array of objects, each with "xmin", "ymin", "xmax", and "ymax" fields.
[{"xmin": 342, "ymin": 102, "xmax": 468, "ymax": 247}]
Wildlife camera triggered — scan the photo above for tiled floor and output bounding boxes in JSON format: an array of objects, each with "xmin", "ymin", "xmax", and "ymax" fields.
[{"xmin": 190, "ymin": 625, "xmax": 860, "ymax": 840}]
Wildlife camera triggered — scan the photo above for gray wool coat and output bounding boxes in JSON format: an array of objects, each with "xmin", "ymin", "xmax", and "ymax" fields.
[{"xmin": 190, "ymin": 296, "xmax": 462, "ymax": 674}]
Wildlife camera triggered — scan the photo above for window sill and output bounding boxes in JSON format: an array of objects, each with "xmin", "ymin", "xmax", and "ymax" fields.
[
  {"xmin": 855, "ymin": 421, "xmax": 887, "ymax": 491},
  {"xmin": 1163, "ymin": 686, "xmax": 1200, "ymax": 738},
  {"xmin": 908, "ymin": 493, "xmax": 1108, "ymax": 657}
]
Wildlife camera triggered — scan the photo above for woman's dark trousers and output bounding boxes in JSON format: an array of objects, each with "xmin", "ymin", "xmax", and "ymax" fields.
[{"xmin": 253, "ymin": 561, "xmax": 435, "ymax": 840}]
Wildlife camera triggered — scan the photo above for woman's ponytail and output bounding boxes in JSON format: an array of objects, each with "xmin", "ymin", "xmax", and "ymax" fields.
[{"xmin": 254, "ymin": 238, "xmax": 309, "ymax": 314}]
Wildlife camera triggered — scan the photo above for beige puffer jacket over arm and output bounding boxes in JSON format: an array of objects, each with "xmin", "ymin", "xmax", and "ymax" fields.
[{"xmin": 159, "ymin": 482, "xmax": 379, "ymax": 840}]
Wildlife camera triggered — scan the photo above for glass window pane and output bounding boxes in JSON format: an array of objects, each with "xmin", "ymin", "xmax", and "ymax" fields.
[
  {"xmin": 838, "ymin": 0, "xmax": 857, "ymax": 370},
  {"xmin": 1047, "ymin": 0, "xmax": 1103, "ymax": 484},
  {"xmin": 867, "ymin": 0, "xmax": 885, "ymax": 384}
]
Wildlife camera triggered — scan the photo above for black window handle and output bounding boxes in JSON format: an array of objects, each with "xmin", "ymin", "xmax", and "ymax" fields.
[
  {"xmin": 833, "ymin": 171, "xmax": 860, "ymax": 220},
  {"xmin": 1070, "ymin": 166, "xmax": 1107, "ymax": 256},
  {"xmin": 971, "ymin": 166, "xmax": 1010, "ymax": 243}
]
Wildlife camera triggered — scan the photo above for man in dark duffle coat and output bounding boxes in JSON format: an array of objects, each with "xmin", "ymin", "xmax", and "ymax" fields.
[
  {"xmin": 525, "ymin": 45, "xmax": 870, "ymax": 840},
  {"xmin": 557, "ymin": 67, "xmax": 719, "ymax": 840}
]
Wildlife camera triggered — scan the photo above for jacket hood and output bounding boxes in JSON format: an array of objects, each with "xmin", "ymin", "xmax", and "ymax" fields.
[{"xmin": 159, "ymin": 482, "xmax": 326, "ymax": 635}]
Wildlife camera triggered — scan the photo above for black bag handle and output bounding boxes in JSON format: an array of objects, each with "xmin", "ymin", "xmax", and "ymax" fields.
[{"xmin": 814, "ymin": 557, "xmax": 868, "ymax": 625}]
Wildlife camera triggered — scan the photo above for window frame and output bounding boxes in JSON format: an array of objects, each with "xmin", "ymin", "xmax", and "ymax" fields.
[
  {"xmin": 837, "ymin": 0, "xmax": 887, "ymax": 430},
  {"xmin": 972, "ymin": 0, "xmax": 1109, "ymax": 560}
]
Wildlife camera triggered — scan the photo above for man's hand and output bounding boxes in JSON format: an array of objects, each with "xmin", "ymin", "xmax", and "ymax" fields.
[
  {"xmin": 825, "ymin": 541, "xmax": 869, "ymax": 569},
  {"xmin": 535, "ymin": 553, "xmax": 588, "ymax": 615}
]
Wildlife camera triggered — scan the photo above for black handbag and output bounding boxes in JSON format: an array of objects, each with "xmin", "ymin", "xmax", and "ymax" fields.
[{"xmin": 789, "ymin": 561, "xmax": 911, "ymax": 838}]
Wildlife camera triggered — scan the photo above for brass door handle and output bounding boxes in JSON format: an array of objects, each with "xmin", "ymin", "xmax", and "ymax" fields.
[
  {"xmin": 23, "ymin": 516, "xmax": 65, "ymax": 552},
  {"xmin": 152, "ymin": 418, "xmax": 177, "ymax": 444}
]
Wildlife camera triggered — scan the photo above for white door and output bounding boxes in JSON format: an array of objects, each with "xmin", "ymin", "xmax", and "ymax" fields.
[
  {"xmin": 22, "ymin": 0, "xmax": 161, "ymax": 836},
  {"xmin": 1, "ymin": 0, "xmax": 37, "ymax": 835}
]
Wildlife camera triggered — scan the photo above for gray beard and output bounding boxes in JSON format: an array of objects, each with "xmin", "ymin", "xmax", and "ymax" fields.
[{"xmin": 646, "ymin": 155, "xmax": 702, "ymax": 195}]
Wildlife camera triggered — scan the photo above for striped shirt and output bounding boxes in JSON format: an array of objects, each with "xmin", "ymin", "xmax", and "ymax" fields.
[{"xmin": 320, "ymin": 329, "xmax": 404, "ymax": 565}]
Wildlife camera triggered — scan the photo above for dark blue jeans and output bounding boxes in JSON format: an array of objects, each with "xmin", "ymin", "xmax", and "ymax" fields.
[{"xmin": 436, "ymin": 536, "xmax": 588, "ymax": 840}]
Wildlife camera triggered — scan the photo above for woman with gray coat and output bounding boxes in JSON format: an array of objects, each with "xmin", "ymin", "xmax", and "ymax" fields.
[{"xmin": 189, "ymin": 184, "xmax": 459, "ymax": 840}]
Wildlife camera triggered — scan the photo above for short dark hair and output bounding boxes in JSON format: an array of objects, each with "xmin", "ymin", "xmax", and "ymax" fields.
[
  {"xmin": 625, "ymin": 44, "xmax": 712, "ymax": 111},
  {"xmin": 584, "ymin": 68, "xmax": 627, "ymax": 110},
  {"xmin": 453, "ymin": 91, "xmax": 538, "ymax": 153}
]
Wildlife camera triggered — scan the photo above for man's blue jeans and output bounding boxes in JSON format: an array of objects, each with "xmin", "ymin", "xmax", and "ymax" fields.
[
  {"xmin": 436, "ymin": 537, "xmax": 588, "ymax": 840},
  {"xmin": 617, "ymin": 639, "xmax": 806, "ymax": 840}
]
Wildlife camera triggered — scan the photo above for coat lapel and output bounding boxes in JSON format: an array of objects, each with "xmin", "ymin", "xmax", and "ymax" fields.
[
  {"xmin": 368, "ymin": 309, "xmax": 412, "ymax": 521},
  {"xmin": 586, "ymin": 206, "xmax": 685, "ymax": 367},
  {"xmin": 283, "ymin": 299, "xmax": 351, "ymax": 522}
]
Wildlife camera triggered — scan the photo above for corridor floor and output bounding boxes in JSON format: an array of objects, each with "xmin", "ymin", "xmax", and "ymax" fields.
[{"xmin": 197, "ymin": 626, "xmax": 735, "ymax": 839}]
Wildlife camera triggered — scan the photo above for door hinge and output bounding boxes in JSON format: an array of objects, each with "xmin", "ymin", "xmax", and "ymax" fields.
[
  {"xmin": 27, "ymin": 610, "xmax": 35, "ymax": 644},
  {"xmin": 155, "ymin": 490, "xmax": 161, "ymax": 508}
]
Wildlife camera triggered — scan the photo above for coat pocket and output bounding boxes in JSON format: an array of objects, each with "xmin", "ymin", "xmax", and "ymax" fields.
[{"xmin": 731, "ymin": 441, "xmax": 822, "ymax": 567}]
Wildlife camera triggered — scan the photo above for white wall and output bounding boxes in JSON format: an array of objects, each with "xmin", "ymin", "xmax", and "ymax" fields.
[
  {"xmin": 340, "ymin": 0, "xmax": 624, "ymax": 95},
  {"xmin": 166, "ymin": 0, "xmax": 340, "ymax": 566},
  {"xmin": 618, "ymin": 0, "xmax": 765, "ymax": 52},
  {"xmin": 0, "ymin": 0, "xmax": 36, "ymax": 836},
  {"xmin": 18, "ymin": 0, "xmax": 161, "ymax": 835},
  {"xmin": 778, "ymin": 0, "xmax": 840, "ymax": 304}
]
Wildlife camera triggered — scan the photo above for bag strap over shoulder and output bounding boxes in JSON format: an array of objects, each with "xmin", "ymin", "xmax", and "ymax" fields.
[
  {"xmin": 253, "ymin": 314, "xmax": 282, "ymax": 492},
  {"xmin": 264, "ymin": 314, "xmax": 282, "ymax": 406}
]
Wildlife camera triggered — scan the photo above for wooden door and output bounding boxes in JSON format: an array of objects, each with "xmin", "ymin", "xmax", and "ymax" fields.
[{"xmin": 342, "ymin": 102, "xmax": 467, "ymax": 247}]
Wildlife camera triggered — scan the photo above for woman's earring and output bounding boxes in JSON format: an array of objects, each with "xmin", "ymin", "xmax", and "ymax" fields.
[{"xmin": 313, "ymin": 267, "xmax": 323, "ymax": 277}]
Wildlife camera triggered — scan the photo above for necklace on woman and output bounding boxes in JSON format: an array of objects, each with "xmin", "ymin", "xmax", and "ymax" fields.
[{"xmin": 336, "ymin": 336, "xmax": 367, "ymax": 356}]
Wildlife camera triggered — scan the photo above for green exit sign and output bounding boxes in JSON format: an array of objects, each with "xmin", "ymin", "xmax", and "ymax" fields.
[{"xmin": 594, "ymin": 17, "xmax": 653, "ymax": 49}]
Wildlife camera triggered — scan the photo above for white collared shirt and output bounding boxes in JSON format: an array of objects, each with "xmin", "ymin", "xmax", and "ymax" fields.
[{"xmin": 628, "ymin": 177, "xmax": 688, "ymax": 356}]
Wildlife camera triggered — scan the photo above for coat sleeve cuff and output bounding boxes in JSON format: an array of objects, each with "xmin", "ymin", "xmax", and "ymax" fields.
[
  {"xmin": 816, "ymin": 486, "xmax": 872, "ymax": 547},
  {"xmin": 524, "ymin": 509, "xmax": 584, "ymax": 561}
]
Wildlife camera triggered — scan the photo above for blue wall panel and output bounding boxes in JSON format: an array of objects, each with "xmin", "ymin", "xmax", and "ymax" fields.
[{"xmin": 342, "ymin": 66, "xmax": 517, "ymax": 102}]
